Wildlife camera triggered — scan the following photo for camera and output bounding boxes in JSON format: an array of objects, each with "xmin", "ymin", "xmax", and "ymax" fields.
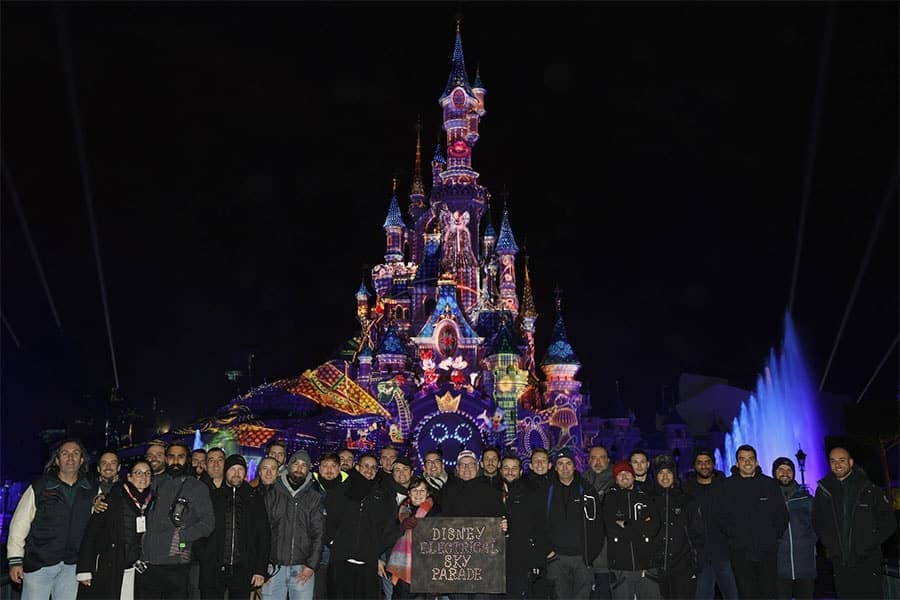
[
  {"xmin": 133, "ymin": 560, "xmax": 148, "ymax": 574},
  {"xmin": 169, "ymin": 496, "xmax": 189, "ymax": 527}
]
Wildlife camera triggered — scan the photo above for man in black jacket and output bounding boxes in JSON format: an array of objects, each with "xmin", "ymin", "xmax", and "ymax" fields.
[
  {"xmin": 544, "ymin": 447, "xmax": 604, "ymax": 600},
  {"xmin": 204, "ymin": 454, "xmax": 270, "ymax": 598},
  {"xmin": 717, "ymin": 444, "xmax": 788, "ymax": 600},
  {"xmin": 603, "ymin": 460, "xmax": 660, "ymax": 600},
  {"xmin": 682, "ymin": 448, "xmax": 738, "ymax": 600},
  {"xmin": 500, "ymin": 454, "xmax": 548, "ymax": 599},
  {"xmin": 327, "ymin": 452, "xmax": 395, "ymax": 599},
  {"xmin": 263, "ymin": 449, "xmax": 326, "ymax": 600},
  {"xmin": 813, "ymin": 446, "xmax": 896, "ymax": 599}
]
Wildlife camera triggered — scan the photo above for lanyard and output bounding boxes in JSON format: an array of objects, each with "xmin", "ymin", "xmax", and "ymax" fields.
[{"xmin": 124, "ymin": 485, "xmax": 153, "ymax": 516}]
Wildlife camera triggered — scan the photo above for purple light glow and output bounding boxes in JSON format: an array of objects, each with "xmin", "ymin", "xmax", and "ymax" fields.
[{"xmin": 718, "ymin": 312, "xmax": 827, "ymax": 485}]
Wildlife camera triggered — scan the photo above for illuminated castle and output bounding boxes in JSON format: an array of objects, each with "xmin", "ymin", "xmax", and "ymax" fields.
[{"xmin": 174, "ymin": 24, "xmax": 588, "ymax": 472}]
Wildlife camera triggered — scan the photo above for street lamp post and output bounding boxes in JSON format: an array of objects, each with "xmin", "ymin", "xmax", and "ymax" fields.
[{"xmin": 795, "ymin": 446, "xmax": 808, "ymax": 489}]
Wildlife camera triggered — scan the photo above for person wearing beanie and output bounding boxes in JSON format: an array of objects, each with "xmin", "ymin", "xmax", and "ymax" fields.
[
  {"xmin": 263, "ymin": 447, "xmax": 326, "ymax": 600},
  {"xmin": 603, "ymin": 456, "xmax": 659, "ymax": 599},
  {"xmin": 648, "ymin": 454, "xmax": 703, "ymax": 600},
  {"xmin": 770, "ymin": 457, "xmax": 816, "ymax": 599},
  {"xmin": 682, "ymin": 448, "xmax": 737, "ymax": 599},
  {"xmin": 543, "ymin": 447, "xmax": 604, "ymax": 599},
  {"xmin": 202, "ymin": 454, "xmax": 270, "ymax": 598},
  {"xmin": 718, "ymin": 444, "xmax": 788, "ymax": 600}
]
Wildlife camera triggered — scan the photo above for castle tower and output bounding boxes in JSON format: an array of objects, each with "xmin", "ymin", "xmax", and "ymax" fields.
[
  {"xmin": 496, "ymin": 208, "xmax": 519, "ymax": 314},
  {"xmin": 383, "ymin": 180, "xmax": 406, "ymax": 264},
  {"xmin": 540, "ymin": 287, "xmax": 584, "ymax": 447},
  {"xmin": 408, "ymin": 121, "xmax": 429, "ymax": 265},
  {"xmin": 434, "ymin": 23, "xmax": 488, "ymax": 314},
  {"xmin": 356, "ymin": 280, "xmax": 371, "ymax": 324}
]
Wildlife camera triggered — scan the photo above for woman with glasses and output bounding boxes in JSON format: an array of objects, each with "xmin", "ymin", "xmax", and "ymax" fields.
[
  {"xmin": 77, "ymin": 460, "xmax": 155, "ymax": 599},
  {"xmin": 383, "ymin": 477, "xmax": 442, "ymax": 599}
]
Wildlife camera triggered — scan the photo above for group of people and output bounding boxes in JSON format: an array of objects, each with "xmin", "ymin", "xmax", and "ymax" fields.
[{"xmin": 5, "ymin": 436, "xmax": 896, "ymax": 600}]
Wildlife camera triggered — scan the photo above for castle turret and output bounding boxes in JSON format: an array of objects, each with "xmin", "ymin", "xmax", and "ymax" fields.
[
  {"xmin": 383, "ymin": 180, "xmax": 406, "ymax": 264},
  {"xmin": 496, "ymin": 208, "xmax": 519, "ymax": 313},
  {"xmin": 431, "ymin": 141, "xmax": 445, "ymax": 188},
  {"xmin": 540, "ymin": 288, "xmax": 584, "ymax": 448},
  {"xmin": 356, "ymin": 280, "xmax": 371, "ymax": 324}
]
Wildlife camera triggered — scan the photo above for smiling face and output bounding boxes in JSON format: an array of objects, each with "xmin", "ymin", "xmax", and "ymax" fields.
[
  {"xmin": 146, "ymin": 444, "xmax": 166, "ymax": 474},
  {"xmin": 318, "ymin": 458, "xmax": 340, "ymax": 481},
  {"xmin": 424, "ymin": 452, "xmax": 444, "ymax": 477},
  {"xmin": 530, "ymin": 451, "xmax": 550, "ymax": 475},
  {"xmin": 127, "ymin": 461, "xmax": 153, "ymax": 492},
  {"xmin": 555, "ymin": 457, "xmax": 575, "ymax": 484},
  {"xmin": 392, "ymin": 462, "xmax": 412, "ymax": 488},
  {"xmin": 357, "ymin": 456, "xmax": 379, "ymax": 480},
  {"xmin": 656, "ymin": 469, "xmax": 674, "ymax": 489},
  {"xmin": 98, "ymin": 452, "xmax": 120, "ymax": 481},
  {"xmin": 501, "ymin": 457, "xmax": 522, "ymax": 484},
  {"xmin": 775, "ymin": 464, "xmax": 794, "ymax": 485},
  {"xmin": 829, "ymin": 447, "xmax": 853, "ymax": 480},
  {"xmin": 226, "ymin": 464, "xmax": 246, "ymax": 487},
  {"xmin": 338, "ymin": 450, "xmax": 354, "ymax": 471},
  {"xmin": 737, "ymin": 449, "xmax": 758, "ymax": 477},
  {"xmin": 694, "ymin": 454, "xmax": 714, "ymax": 479},
  {"xmin": 616, "ymin": 470, "xmax": 635, "ymax": 489},
  {"xmin": 408, "ymin": 482, "xmax": 430, "ymax": 507}
]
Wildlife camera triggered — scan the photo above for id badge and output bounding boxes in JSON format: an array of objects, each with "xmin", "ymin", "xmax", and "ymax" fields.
[{"xmin": 136, "ymin": 515, "xmax": 146, "ymax": 533}]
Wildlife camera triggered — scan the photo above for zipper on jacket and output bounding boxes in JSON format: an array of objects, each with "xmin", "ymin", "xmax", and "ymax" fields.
[
  {"xmin": 787, "ymin": 521, "xmax": 795, "ymax": 579},
  {"xmin": 627, "ymin": 490, "xmax": 636, "ymax": 570},
  {"xmin": 230, "ymin": 486, "xmax": 236, "ymax": 566}
]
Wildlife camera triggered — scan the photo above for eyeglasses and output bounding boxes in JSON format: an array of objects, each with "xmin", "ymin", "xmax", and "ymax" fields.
[
  {"xmin": 458, "ymin": 462, "xmax": 477, "ymax": 469},
  {"xmin": 131, "ymin": 471, "xmax": 152, "ymax": 477}
]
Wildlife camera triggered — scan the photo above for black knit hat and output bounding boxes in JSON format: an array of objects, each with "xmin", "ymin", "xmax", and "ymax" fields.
[
  {"xmin": 654, "ymin": 454, "xmax": 677, "ymax": 474},
  {"xmin": 772, "ymin": 457, "xmax": 795, "ymax": 477},
  {"xmin": 224, "ymin": 454, "xmax": 247, "ymax": 473}
]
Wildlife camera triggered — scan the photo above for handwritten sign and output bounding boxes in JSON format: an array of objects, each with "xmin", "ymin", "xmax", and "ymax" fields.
[{"xmin": 411, "ymin": 517, "xmax": 506, "ymax": 594}]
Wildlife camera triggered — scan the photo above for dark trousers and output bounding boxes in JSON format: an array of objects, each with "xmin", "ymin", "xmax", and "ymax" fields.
[
  {"xmin": 208, "ymin": 564, "xmax": 252, "ymax": 599},
  {"xmin": 590, "ymin": 572, "xmax": 613, "ymax": 600},
  {"xmin": 833, "ymin": 559, "xmax": 884, "ymax": 600},
  {"xmin": 328, "ymin": 560, "xmax": 381, "ymax": 600},
  {"xmin": 658, "ymin": 568, "xmax": 696, "ymax": 600},
  {"xmin": 198, "ymin": 558, "xmax": 218, "ymax": 599},
  {"xmin": 730, "ymin": 553, "xmax": 776, "ymax": 600},
  {"xmin": 775, "ymin": 577, "xmax": 814, "ymax": 599},
  {"xmin": 135, "ymin": 564, "xmax": 191, "ymax": 599}
]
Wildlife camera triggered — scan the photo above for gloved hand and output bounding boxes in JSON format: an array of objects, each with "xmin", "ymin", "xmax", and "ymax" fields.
[{"xmin": 401, "ymin": 516, "xmax": 418, "ymax": 530}]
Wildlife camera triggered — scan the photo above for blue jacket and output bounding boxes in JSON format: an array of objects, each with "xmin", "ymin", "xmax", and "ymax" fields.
[{"xmin": 776, "ymin": 483, "xmax": 817, "ymax": 580}]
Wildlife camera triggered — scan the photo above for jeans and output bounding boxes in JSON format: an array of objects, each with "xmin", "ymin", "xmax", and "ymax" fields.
[
  {"xmin": 609, "ymin": 569, "xmax": 661, "ymax": 600},
  {"xmin": 21, "ymin": 561, "xmax": 78, "ymax": 600},
  {"xmin": 730, "ymin": 553, "xmax": 776, "ymax": 600},
  {"xmin": 591, "ymin": 572, "xmax": 613, "ymax": 600},
  {"xmin": 548, "ymin": 555, "xmax": 594, "ymax": 600},
  {"xmin": 262, "ymin": 564, "xmax": 315, "ymax": 600},
  {"xmin": 695, "ymin": 560, "xmax": 738, "ymax": 600}
]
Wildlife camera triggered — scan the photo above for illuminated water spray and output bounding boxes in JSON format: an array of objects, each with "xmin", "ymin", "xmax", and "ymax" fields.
[{"xmin": 715, "ymin": 312, "xmax": 826, "ymax": 485}]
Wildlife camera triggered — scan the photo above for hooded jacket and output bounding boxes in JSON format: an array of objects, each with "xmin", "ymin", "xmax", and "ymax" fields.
[
  {"xmin": 602, "ymin": 484, "xmax": 660, "ymax": 571},
  {"xmin": 812, "ymin": 467, "xmax": 896, "ymax": 567},
  {"xmin": 717, "ymin": 466, "xmax": 788, "ymax": 560},
  {"xmin": 265, "ymin": 470, "xmax": 325, "ymax": 568}
]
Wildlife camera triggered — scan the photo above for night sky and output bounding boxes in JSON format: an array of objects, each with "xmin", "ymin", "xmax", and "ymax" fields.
[{"xmin": 2, "ymin": 2, "xmax": 897, "ymax": 480}]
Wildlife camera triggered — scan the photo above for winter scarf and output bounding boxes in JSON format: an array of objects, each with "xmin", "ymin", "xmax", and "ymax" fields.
[{"xmin": 386, "ymin": 497, "xmax": 434, "ymax": 584}]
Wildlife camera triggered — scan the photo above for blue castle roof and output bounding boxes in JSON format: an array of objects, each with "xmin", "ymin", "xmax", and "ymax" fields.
[
  {"xmin": 418, "ymin": 281, "xmax": 481, "ymax": 340},
  {"xmin": 356, "ymin": 281, "xmax": 371, "ymax": 298},
  {"xmin": 483, "ymin": 217, "xmax": 496, "ymax": 239},
  {"xmin": 540, "ymin": 314, "xmax": 580, "ymax": 366},
  {"xmin": 440, "ymin": 28, "xmax": 476, "ymax": 101},
  {"xmin": 496, "ymin": 210, "xmax": 519, "ymax": 254},
  {"xmin": 383, "ymin": 195, "xmax": 406, "ymax": 230},
  {"xmin": 433, "ymin": 143, "xmax": 446, "ymax": 165},
  {"xmin": 377, "ymin": 323, "xmax": 406, "ymax": 355}
]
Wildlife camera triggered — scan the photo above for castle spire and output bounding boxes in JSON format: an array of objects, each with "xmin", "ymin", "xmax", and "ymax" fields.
[
  {"xmin": 541, "ymin": 284, "xmax": 580, "ymax": 367},
  {"xmin": 440, "ymin": 20, "xmax": 475, "ymax": 100},
  {"xmin": 383, "ymin": 181, "xmax": 406, "ymax": 263},
  {"xmin": 410, "ymin": 119, "xmax": 425, "ymax": 198},
  {"xmin": 522, "ymin": 253, "xmax": 538, "ymax": 319}
]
